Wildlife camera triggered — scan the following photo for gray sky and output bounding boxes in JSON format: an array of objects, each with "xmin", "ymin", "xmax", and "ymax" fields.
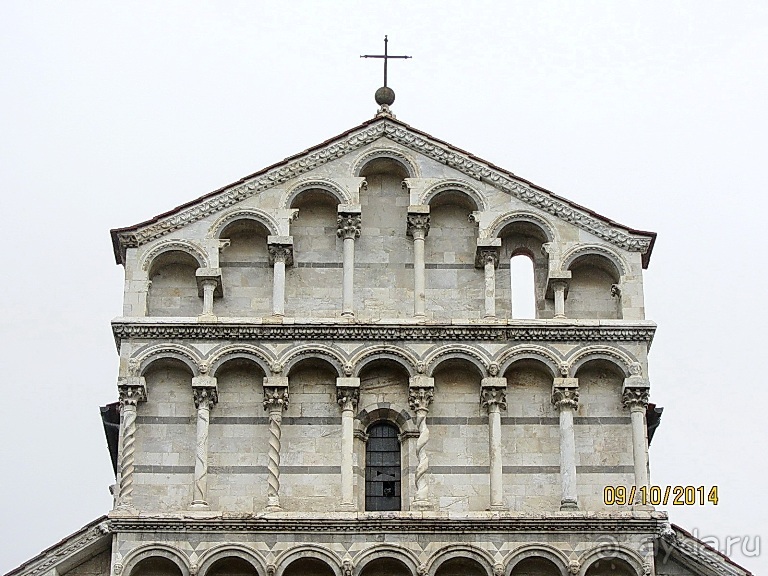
[{"xmin": 1, "ymin": 1, "xmax": 765, "ymax": 574}]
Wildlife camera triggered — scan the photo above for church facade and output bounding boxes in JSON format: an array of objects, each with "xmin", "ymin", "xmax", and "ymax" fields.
[{"xmin": 6, "ymin": 105, "xmax": 751, "ymax": 576}]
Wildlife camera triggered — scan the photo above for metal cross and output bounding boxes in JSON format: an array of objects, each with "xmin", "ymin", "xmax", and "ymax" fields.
[{"xmin": 361, "ymin": 35, "xmax": 412, "ymax": 88}]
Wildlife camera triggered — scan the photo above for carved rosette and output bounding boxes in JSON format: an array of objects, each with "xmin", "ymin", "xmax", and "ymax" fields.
[
  {"xmin": 481, "ymin": 387, "xmax": 507, "ymax": 412},
  {"xmin": 117, "ymin": 383, "xmax": 146, "ymax": 506},
  {"xmin": 337, "ymin": 213, "xmax": 362, "ymax": 240},
  {"xmin": 336, "ymin": 387, "xmax": 359, "ymax": 412},
  {"xmin": 267, "ymin": 244, "xmax": 294, "ymax": 267},
  {"xmin": 406, "ymin": 213, "xmax": 431, "ymax": 239},
  {"xmin": 552, "ymin": 388, "xmax": 579, "ymax": 411},
  {"xmin": 263, "ymin": 387, "xmax": 288, "ymax": 508},
  {"xmin": 408, "ymin": 387, "xmax": 433, "ymax": 504},
  {"xmin": 622, "ymin": 387, "xmax": 650, "ymax": 412}
]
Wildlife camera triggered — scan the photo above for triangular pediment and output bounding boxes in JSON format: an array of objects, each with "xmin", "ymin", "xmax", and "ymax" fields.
[
  {"xmin": 656, "ymin": 524, "xmax": 754, "ymax": 576},
  {"xmin": 111, "ymin": 115, "xmax": 655, "ymax": 266}
]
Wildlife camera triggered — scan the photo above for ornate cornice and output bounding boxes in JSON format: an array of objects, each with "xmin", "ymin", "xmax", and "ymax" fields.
[
  {"xmin": 658, "ymin": 524, "xmax": 753, "ymax": 576},
  {"xmin": 112, "ymin": 119, "xmax": 654, "ymax": 263},
  {"xmin": 112, "ymin": 321, "xmax": 656, "ymax": 345},
  {"xmin": 107, "ymin": 514, "xmax": 663, "ymax": 534}
]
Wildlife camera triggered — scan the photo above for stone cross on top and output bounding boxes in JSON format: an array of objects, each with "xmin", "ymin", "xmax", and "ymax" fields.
[{"xmin": 361, "ymin": 35, "xmax": 411, "ymax": 107}]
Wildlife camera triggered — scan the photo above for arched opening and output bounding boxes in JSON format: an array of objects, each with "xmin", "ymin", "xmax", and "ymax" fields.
[
  {"xmin": 134, "ymin": 358, "xmax": 195, "ymax": 511},
  {"xmin": 287, "ymin": 191, "xmax": 342, "ymax": 317},
  {"xmin": 147, "ymin": 250, "xmax": 199, "ymax": 317},
  {"xmin": 209, "ymin": 357, "xmax": 267, "ymax": 512},
  {"xmin": 510, "ymin": 253, "xmax": 536, "ymax": 319},
  {"xmin": 365, "ymin": 422, "xmax": 402, "ymax": 511},
  {"xmin": 435, "ymin": 557, "xmax": 487, "ymax": 576},
  {"xmin": 131, "ymin": 556, "xmax": 183, "ymax": 576},
  {"xmin": 511, "ymin": 557, "xmax": 562, "ymax": 576},
  {"xmin": 282, "ymin": 557, "xmax": 335, "ymax": 576},
  {"xmin": 584, "ymin": 558, "xmax": 636, "ymax": 576},
  {"xmin": 566, "ymin": 254, "xmax": 622, "ymax": 320},
  {"xmin": 356, "ymin": 158, "xmax": 412, "ymax": 319},
  {"xmin": 359, "ymin": 558, "xmax": 411, "ymax": 576},
  {"xmin": 218, "ymin": 219, "xmax": 270, "ymax": 317},
  {"xmin": 426, "ymin": 192, "xmax": 481, "ymax": 320},
  {"xmin": 206, "ymin": 557, "xmax": 259, "ymax": 576}
]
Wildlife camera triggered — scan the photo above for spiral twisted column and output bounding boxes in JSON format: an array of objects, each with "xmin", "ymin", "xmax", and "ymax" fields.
[
  {"xmin": 481, "ymin": 377, "xmax": 507, "ymax": 510},
  {"xmin": 623, "ymin": 368, "xmax": 651, "ymax": 509},
  {"xmin": 263, "ymin": 377, "xmax": 289, "ymax": 511},
  {"xmin": 552, "ymin": 378, "xmax": 580, "ymax": 510},
  {"xmin": 191, "ymin": 376, "xmax": 218, "ymax": 509},
  {"xmin": 408, "ymin": 375, "xmax": 434, "ymax": 510},
  {"xmin": 116, "ymin": 377, "xmax": 147, "ymax": 510}
]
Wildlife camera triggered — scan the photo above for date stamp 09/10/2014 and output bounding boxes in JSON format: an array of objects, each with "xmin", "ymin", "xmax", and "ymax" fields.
[{"xmin": 604, "ymin": 485, "xmax": 719, "ymax": 506}]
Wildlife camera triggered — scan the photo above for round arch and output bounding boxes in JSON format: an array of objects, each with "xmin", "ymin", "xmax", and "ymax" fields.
[
  {"xmin": 578, "ymin": 544, "xmax": 645, "ymax": 576},
  {"xmin": 351, "ymin": 346, "xmax": 418, "ymax": 378},
  {"xmin": 133, "ymin": 343, "xmax": 201, "ymax": 377},
  {"xmin": 282, "ymin": 179, "xmax": 352, "ymax": 209},
  {"xmin": 275, "ymin": 544, "xmax": 343, "ymax": 576},
  {"xmin": 424, "ymin": 345, "xmax": 490, "ymax": 378},
  {"xmin": 353, "ymin": 544, "xmax": 420, "ymax": 576},
  {"xmin": 496, "ymin": 345, "xmax": 562, "ymax": 380},
  {"xmin": 567, "ymin": 346, "xmax": 635, "ymax": 378},
  {"xmin": 207, "ymin": 344, "xmax": 274, "ymax": 378},
  {"xmin": 505, "ymin": 544, "xmax": 570, "ymax": 576},
  {"xmin": 489, "ymin": 211, "xmax": 557, "ymax": 244},
  {"xmin": 429, "ymin": 544, "xmax": 495, "ymax": 576},
  {"xmin": 208, "ymin": 208, "xmax": 281, "ymax": 239},
  {"xmin": 562, "ymin": 245, "xmax": 627, "ymax": 280},
  {"xmin": 355, "ymin": 402, "xmax": 417, "ymax": 436},
  {"xmin": 140, "ymin": 240, "xmax": 209, "ymax": 274},
  {"xmin": 123, "ymin": 544, "xmax": 190, "ymax": 576},
  {"xmin": 280, "ymin": 344, "xmax": 346, "ymax": 378},
  {"xmin": 352, "ymin": 148, "xmax": 419, "ymax": 179},
  {"xmin": 421, "ymin": 180, "xmax": 487, "ymax": 212},
  {"xmin": 198, "ymin": 545, "xmax": 266, "ymax": 576}
]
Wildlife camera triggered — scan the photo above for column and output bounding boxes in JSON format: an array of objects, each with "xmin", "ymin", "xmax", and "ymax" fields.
[
  {"xmin": 267, "ymin": 236, "xmax": 294, "ymax": 317},
  {"xmin": 552, "ymin": 378, "xmax": 579, "ymax": 510},
  {"xmin": 622, "ymin": 374, "xmax": 651, "ymax": 509},
  {"xmin": 407, "ymin": 207, "xmax": 430, "ymax": 318},
  {"xmin": 116, "ymin": 377, "xmax": 147, "ymax": 509},
  {"xmin": 546, "ymin": 273, "xmax": 570, "ymax": 320},
  {"xmin": 337, "ymin": 209, "xmax": 361, "ymax": 317},
  {"xmin": 196, "ymin": 268, "xmax": 223, "ymax": 318},
  {"xmin": 190, "ymin": 376, "xmax": 218, "ymax": 509},
  {"xmin": 263, "ymin": 377, "xmax": 289, "ymax": 511},
  {"xmin": 481, "ymin": 377, "xmax": 507, "ymax": 510},
  {"xmin": 475, "ymin": 239, "xmax": 501, "ymax": 319},
  {"xmin": 336, "ymin": 377, "xmax": 360, "ymax": 511},
  {"xmin": 408, "ymin": 375, "xmax": 434, "ymax": 510},
  {"xmin": 553, "ymin": 281, "xmax": 567, "ymax": 319}
]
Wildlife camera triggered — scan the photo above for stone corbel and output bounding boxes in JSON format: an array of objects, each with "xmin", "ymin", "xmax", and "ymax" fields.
[
  {"xmin": 275, "ymin": 209, "xmax": 300, "ymax": 236},
  {"xmin": 200, "ymin": 238, "xmax": 229, "ymax": 269}
]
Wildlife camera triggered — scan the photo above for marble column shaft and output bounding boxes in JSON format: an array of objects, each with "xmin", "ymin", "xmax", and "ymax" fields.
[
  {"xmin": 336, "ymin": 378, "xmax": 360, "ymax": 510},
  {"xmin": 116, "ymin": 378, "xmax": 147, "ymax": 508},
  {"xmin": 407, "ymin": 211, "xmax": 430, "ymax": 318},
  {"xmin": 553, "ymin": 281, "xmax": 568, "ymax": 319},
  {"xmin": 263, "ymin": 378, "xmax": 289, "ymax": 510},
  {"xmin": 268, "ymin": 241, "xmax": 293, "ymax": 317},
  {"xmin": 623, "ymin": 385, "xmax": 651, "ymax": 503},
  {"xmin": 191, "ymin": 377, "xmax": 218, "ymax": 509},
  {"xmin": 408, "ymin": 375, "xmax": 434, "ymax": 509},
  {"xmin": 337, "ymin": 212, "xmax": 361, "ymax": 317},
  {"xmin": 481, "ymin": 377, "xmax": 507, "ymax": 509},
  {"xmin": 552, "ymin": 378, "xmax": 579, "ymax": 510}
]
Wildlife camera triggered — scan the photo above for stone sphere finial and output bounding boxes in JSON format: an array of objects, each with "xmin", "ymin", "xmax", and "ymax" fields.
[{"xmin": 375, "ymin": 86, "xmax": 396, "ymax": 106}]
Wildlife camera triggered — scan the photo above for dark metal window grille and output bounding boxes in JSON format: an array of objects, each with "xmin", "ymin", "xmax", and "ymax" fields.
[{"xmin": 365, "ymin": 422, "xmax": 401, "ymax": 511}]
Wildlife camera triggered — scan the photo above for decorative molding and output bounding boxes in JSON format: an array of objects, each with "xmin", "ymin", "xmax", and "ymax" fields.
[
  {"xmin": 284, "ymin": 178, "xmax": 353, "ymax": 208},
  {"xmin": 658, "ymin": 524, "xmax": 751, "ymax": 576},
  {"xmin": 487, "ymin": 211, "xmax": 557, "ymax": 243},
  {"xmin": 561, "ymin": 244, "xmax": 628, "ymax": 278},
  {"xmin": 352, "ymin": 146, "xmax": 420, "ymax": 178},
  {"xmin": 208, "ymin": 208, "xmax": 282, "ymax": 239},
  {"xmin": 113, "ymin": 322, "xmax": 656, "ymax": 345},
  {"xmin": 140, "ymin": 240, "xmax": 209, "ymax": 272},
  {"xmin": 420, "ymin": 179, "xmax": 487, "ymax": 211}
]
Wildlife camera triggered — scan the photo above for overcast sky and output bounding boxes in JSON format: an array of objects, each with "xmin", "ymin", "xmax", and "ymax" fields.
[{"xmin": 1, "ymin": 2, "xmax": 765, "ymax": 574}]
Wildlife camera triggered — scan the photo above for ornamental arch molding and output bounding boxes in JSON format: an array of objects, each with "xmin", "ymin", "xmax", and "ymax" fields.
[
  {"xmin": 352, "ymin": 148, "xmax": 420, "ymax": 178},
  {"xmin": 505, "ymin": 544, "xmax": 570, "ymax": 576},
  {"xmin": 351, "ymin": 346, "xmax": 419, "ymax": 378},
  {"xmin": 496, "ymin": 345, "xmax": 563, "ymax": 379},
  {"xmin": 140, "ymin": 240, "xmax": 209, "ymax": 273},
  {"xmin": 208, "ymin": 208, "xmax": 281, "ymax": 239},
  {"xmin": 274, "ymin": 544, "xmax": 343, "ymax": 576},
  {"xmin": 280, "ymin": 344, "xmax": 347, "ymax": 378},
  {"xmin": 428, "ymin": 544, "xmax": 495, "ymax": 576},
  {"xmin": 133, "ymin": 343, "xmax": 201, "ymax": 377},
  {"xmin": 562, "ymin": 244, "xmax": 628, "ymax": 279},
  {"xmin": 577, "ymin": 544, "xmax": 645, "ymax": 576},
  {"xmin": 206, "ymin": 344, "xmax": 275, "ymax": 378},
  {"xmin": 122, "ymin": 544, "xmax": 191, "ymax": 576},
  {"xmin": 197, "ymin": 545, "xmax": 266, "ymax": 576},
  {"xmin": 488, "ymin": 211, "xmax": 557, "ymax": 243},
  {"xmin": 282, "ymin": 178, "xmax": 353, "ymax": 209},
  {"xmin": 567, "ymin": 345, "xmax": 636, "ymax": 378},
  {"xmin": 421, "ymin": 180, "xmax": 487, "ymax": 212},
  {"xmin": 423, "ymin": 344, "xmax": 491, "ymax": 378},
  {"xmin": 352, "ymin": 543, "xmax": 420, "ymax": 576},
  {"xmin": 355, "ymin": 402, "xmax": 417, "ymax": 436}
]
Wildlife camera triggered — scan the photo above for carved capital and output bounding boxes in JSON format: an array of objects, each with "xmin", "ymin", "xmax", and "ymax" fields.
[
  {"xmin": 623, "ymin": 387, "xmax": 650, "ymax": 411},
  {"xmin": 408, "ymin": 386, "xmax": 434, "ymax": 412},
  {"xmin": 192, "ymin": 386, "xmax": 218, "ymax": 410},
  {"xmin": 552, "ymin": 387, "xmax": 579, "ymax": 411},
  {"xmin": 336, "ymin": 387, "xmax": 360, "ymax": 411},
  {"xmin": 267, "ymin": 243, "xmax": 294, "ymax": 267},
  {"xmin": 118, "ymin": 377, "xmax": 147, "ymax": 408},
  {"xmin": 407, "ymin": 213, "xmax": 430, "ymax": 239},
  {"xmin": 481, "ymin": 387, "xmax": 507, "ymax": 412},
  {"xmin": 337, "ymin": 213, "xmax": 362, "ymax": 240},
  {"xmin": 478, "ymin": 248, "xmax": 499, "ymax": 269},
  {"xmin": 263, "ymin": 387, "xmax": 289, "ymax": 412}
]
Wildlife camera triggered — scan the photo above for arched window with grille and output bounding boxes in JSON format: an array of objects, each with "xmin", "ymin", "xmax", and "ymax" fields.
[{"xmin": 365, "ymin": 422, "xmax": 401, "ymax": 511}]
